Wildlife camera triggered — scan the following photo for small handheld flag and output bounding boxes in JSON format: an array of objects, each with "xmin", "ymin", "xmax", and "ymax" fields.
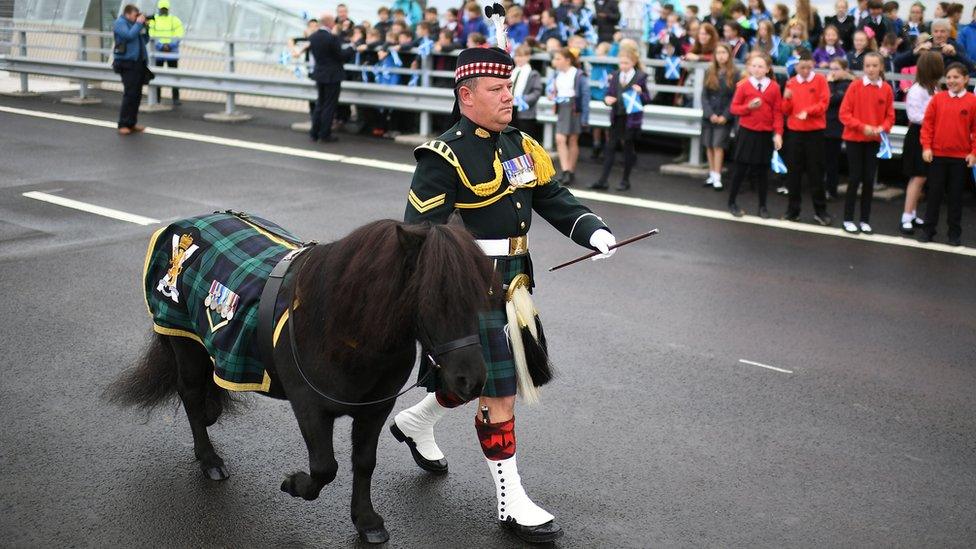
[
  {"xmin": 664, "ymin": 56, "xmax": 681, "ymax": 80},
  {"xmin": 877, "ymin": 131, "xmax": 892, "ymax": 159},
  {"xmin": 622, "ymin": 89, "xmax": 643, "ymax": 114},
  {"xmin": 771, "ymin": 150, "xmax": 788, "ymax": 174},
  {"xmin": 514, "ymin": 95, "xmax": 530, "ymax": 111}
]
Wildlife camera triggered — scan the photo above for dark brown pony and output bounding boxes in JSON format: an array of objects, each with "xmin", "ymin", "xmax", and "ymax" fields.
[{"xmin": 108, "ymin": 216, "xmax": 494, "ymax": 544}]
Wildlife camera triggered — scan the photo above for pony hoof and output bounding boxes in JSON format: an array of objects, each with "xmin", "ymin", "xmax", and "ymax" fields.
[
  {"xmin": 203, "ymin": 466, "xmax": 229, "ymax": 481},
  {"xmin": 358, "ymin": 527, "xmax": 389, "ymax": 545}
]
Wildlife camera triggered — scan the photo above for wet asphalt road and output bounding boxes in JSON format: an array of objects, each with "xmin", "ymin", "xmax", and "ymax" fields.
[{"xmin": 1, "ymin": 91, "xmax": 974, "ymax": 548}]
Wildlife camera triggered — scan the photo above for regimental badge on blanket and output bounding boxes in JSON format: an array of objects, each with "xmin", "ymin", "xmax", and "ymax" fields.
[
  {"xmin": 205, "ymin": 280, "xmax": 240, "ymax": 320},
  {"xmin": 157, "ymin": 233, "xmax": 199, "ymax": 304},
  {"xmin": 502, "ymin": 153, "xmax": 537, "ymax": 187}
]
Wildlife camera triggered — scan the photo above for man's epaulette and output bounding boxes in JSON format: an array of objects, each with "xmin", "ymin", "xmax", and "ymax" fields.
[{"xmin": 415, "ymin": 140, "xmax": 505, "ymax": 197}]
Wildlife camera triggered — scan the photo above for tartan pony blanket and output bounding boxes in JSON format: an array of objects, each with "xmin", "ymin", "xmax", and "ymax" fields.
[{"xmin": 143, "ymin": 212, "xmax": 304, "ymax": 392}]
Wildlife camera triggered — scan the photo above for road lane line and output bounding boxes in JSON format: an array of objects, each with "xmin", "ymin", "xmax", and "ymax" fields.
[
  {"xmin": 23, "ymin": 191, "xmax": 160, "ymax": 225},
  {"xmin": 2, "ymin": 105, "xmax": 974, "ymax": 257},
  {"xmin": 738, "ymin": 359, "xmax": 794, "ymax": 374},
  {"xmin": 568, "ymin": 189, "xmax": 976, "ymax": 258}
]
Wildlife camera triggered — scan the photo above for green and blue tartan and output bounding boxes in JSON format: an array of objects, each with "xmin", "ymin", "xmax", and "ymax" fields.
[
  {"xmin": 421, "ymin": 255, "xmax": 532, "ymax": 398},
  {"xmin": 143, "ymin": 212, "xmax": 303, "ymax": 392}
]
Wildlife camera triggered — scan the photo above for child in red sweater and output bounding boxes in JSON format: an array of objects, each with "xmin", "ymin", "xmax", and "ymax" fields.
[
  {"xmin": 781, "ymin": 48, "xmax": 833, "ymax": 225},
  {"xmin": 727, "ymin": 51, "xmax": 784, "ymax": 218},
  {"xmin": 838, "ymin": 52, "xmax": 894, "ymax": 235},
  {"xmin": 919, "ymin": 62, "xmax": 976, "ymax": 246}
]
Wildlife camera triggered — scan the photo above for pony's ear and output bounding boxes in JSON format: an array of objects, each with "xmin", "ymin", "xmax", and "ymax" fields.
[
  {"xmin": 447, "ymin": 209, "xmax": 465, "ymax": 227},
  {"xmin": 396, "ymin": 224, "xmax": 426, "ymax": 252}
]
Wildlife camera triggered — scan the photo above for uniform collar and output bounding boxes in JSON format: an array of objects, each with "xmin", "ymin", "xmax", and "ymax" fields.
[
  {"xmin": 949, "ymin": 88, "xmax": 968, "ymax": 98},
  {"xmin": 749, "ymin": 76, "xmax": 771, "ymax": 90},
  {"xmin": 795, "ymin": 72, "xmax": 814, "ymax": 84},
  {"xmin": 459, "ymin": 116, "xmax": 500, "ymax": 141},
  {"xmin": 862, "ymin": 75, "xmax": 883, "ymax": 87}
]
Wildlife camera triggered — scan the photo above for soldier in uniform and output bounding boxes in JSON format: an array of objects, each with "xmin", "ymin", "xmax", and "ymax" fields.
[{"xmin": 389, "ymin": 44, "xmax": 617, "ymax": 544}]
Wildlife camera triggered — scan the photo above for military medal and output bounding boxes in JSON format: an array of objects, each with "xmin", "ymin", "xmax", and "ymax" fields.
[
  {"xmin": 502, "ymin": 154, "xmax": 537, "ymax": 187},
  {"xmin": 206, "ymin": 280, "xmax": 240, "ymax": 320}
]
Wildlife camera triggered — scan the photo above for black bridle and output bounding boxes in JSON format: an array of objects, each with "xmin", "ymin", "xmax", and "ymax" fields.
[{"xmin": 286, "ymin": 298, "xmax": 481, "ymax": 407}]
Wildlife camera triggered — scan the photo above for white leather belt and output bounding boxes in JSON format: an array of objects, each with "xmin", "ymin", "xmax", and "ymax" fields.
[{"xmin": 476, "ymin": 236, "xmax": 528, "ymax": 256}]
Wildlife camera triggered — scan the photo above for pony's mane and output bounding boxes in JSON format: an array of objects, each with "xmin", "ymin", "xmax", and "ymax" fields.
[{"xmin": 294, "ymin": 219, "xmax": 494, "ymax": 353}]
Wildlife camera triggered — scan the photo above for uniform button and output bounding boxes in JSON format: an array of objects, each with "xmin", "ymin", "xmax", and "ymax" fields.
[
  {"xmin": 520, "ymin": 221, "xmax": 526, "ymax": 230},
  {"xmin": 456, "ymin": 130, "xmax": 462, "ymax": 136},
  {"xmin": 516, "ymin": 201, "xmax": 522, "ymax": 209}
]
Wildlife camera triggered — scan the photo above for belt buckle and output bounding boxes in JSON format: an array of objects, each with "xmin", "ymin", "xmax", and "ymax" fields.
[{"xmin": 508, "ymin": 236, "xmax": 527, "ymax": 256}]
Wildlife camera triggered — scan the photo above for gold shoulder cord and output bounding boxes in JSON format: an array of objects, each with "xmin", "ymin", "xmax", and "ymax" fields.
[
  {"xmin": 521, "ymin": 133, "xmax": 556, "ymax": 185},
  {"xmin": 417, "ymin": 140, "xmax": 504, "ymax": 197}
]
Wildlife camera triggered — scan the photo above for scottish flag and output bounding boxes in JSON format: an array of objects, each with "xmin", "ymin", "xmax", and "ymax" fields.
[
  {"xmin": 622, "ymin": 89, "xmax": 643, "ymax": 114},
  {"xmin": 877, "ymin": 132, "xmax": 892, "ymax": 159},
  {"xmin": 514, "ymin": 95, "xmax": 530, "ymax": 111},
  {"xmin": 417, "ymin": 38, "xmax": 433, "ymax": 57},
  {"xmin": 545, "ymin": 76, "xmax": 555, "ymax": 97},
  {"xmin": 664, "ymin": 56, "xmax": 681, "ymax": 80},
  {"xmin": 771, "ymin": 150, "xmax": 788, "ymax": 174},
  {"xmin": 355, "ymin": 52, "xmax": 369, "ymax": 82},
  {"xmin": 785, "ymin": 55, "xmax": 799, "ymax": 76},
  {"xmin": 407, "ymin": 73, "xmax": 420, "ymax": 86}
]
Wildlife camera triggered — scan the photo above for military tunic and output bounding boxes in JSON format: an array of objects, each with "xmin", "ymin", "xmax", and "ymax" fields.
[{"xmin": 405, "ymin": 116, "xmax": 609, "ymax": 397}]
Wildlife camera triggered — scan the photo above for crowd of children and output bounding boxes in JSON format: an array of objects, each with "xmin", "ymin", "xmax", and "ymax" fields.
[{"xmin": 290, "ymin": 0, "xmax": 973, "ymax": 245}]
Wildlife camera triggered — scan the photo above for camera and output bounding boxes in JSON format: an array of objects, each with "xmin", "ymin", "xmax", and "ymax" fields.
[{"xmin": 143, "ymin": 11, "xmax": 155, "ymax": 21}]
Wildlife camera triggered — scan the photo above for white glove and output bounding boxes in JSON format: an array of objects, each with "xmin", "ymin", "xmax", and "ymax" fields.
[{"xmin": 589, "ymin": 229, "xmax": 616, "ymax": 260}]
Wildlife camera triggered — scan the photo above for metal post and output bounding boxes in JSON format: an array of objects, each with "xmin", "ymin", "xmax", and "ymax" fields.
[
  {"xmin": 62, "ymin": 33, "xmax": 102, "ymax": 104},
  {"xmin": 418, "ymin": 53, "xmax": 432, "ymax": 136},
  {"xmin": 225, "ymin": 41, "xmax": 236, "ymax": 114},
  {"xmin": 688, "ymin": 63, "xmax": 705, "ymax": 166},
  {"xmin": 204, "ymin": 40, "xmax": 251, "ymax": 121},
  {"xmin": 18, "ymin": 30, "xmax": 29, "ymax": 93}
]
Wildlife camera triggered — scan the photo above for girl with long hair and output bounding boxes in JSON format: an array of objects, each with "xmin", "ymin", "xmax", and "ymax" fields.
[
  {"xmin": 793, "ymin": 0, "xmax": 824, "ymax": 45},
  {"xmin": 550, "ymin": 47, "xmax": 590, "ymax": 186},
  {"xmin": 685, "ymin": 22, "xmax": 719, "ymax": 61},
  {"xmin": 900, "ymin": 51, "xmax": 944, "ymax": 234},
  {"xmin": 752, "ymin": 19, "xmax": 792, "ymax": 64},
  {"xmin": 847, "ymin": 29, "xmax": 877, "ymax": 70},
  {"xmin": 589, "ymin": 47, "xmax": 651, "ymax": 191},
  {"xmin": 701, "ymin": 43, "xmax": 738, "ymax": 189},
  {"xmin": 814, "ymin": 25, "xmax": 847, "ymax": 67}
]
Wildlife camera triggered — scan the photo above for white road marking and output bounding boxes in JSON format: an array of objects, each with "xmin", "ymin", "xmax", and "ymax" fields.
[
  {"xmin": 2, "ymin": 105, "xmax": 974, "ymax": 257},
  {"xmin": 22, "ymin": 191, "xmax": 160, "ymax": 225},
  {"xmin": 738, "ymin": 359, "xmax": 794, "ymax": 374},
  {"xmin": 568, "ymin": 189, "xmax": 976, "ymax": 258}
]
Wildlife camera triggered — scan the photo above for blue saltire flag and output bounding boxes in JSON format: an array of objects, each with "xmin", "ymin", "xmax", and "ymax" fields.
[
  {"xmin": 578, "ymin": 10, "xmax": 598, "ymax": 43},
  {"xmin": 279, "ymin": 50, "xmax": 290, "ymax": 66},
  {"xmin": 408, "ymin": 73, "xmax": 420, "ymax": 86},
  {"xmin": 389, "ymin": 49, "xmax": 402, "ymax": 67},
  {"xmin": 877, "ymin": 132, "xmax": 892, "ymax": 159},
  {"xmin": 514, "ymin": 95, "xmax": 530, "ymax": 111},
  {"xmin": 664, "ymin": 56, "xmax": 681, "ymax": 80},
  {"xmin": 771, "ymin": 36, "xmax": 781, "ymax": 52},
  {"xmin": 545, "ymin": 76, "xmax": 555, "ymax": 97},
  {"xmin": 622, "ymin": 89, "xmax": 643, "ymax": 114},
  {"xmin": 641, "ymin": 3, "xmax": 654, "ymax": 42},
  {"xmin": 771, "ymin": 150, "xmax": 788, "ymax": 174},
  {"xmin": 417, "ymin": 38, "xmax": 433, "ymax": 57},
  {"xmin": 785, "ymin": 55, "xmax": 799, "ymax": 76},
  {"xmin": 355, "ymin": 52, "xmax": 369, "ymax": 82},
  {"xmin": 554, "ymin": 96, "xmax": 572, "ymax": 104},
  {"xmin": 568, "ymin": 11, "xmax": 580, "ymax": 32},
  {"xmin": 375, "ymin": 52, "xmax": 403, "ymax": 86}
]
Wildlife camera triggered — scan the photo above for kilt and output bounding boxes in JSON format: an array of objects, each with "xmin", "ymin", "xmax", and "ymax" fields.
[
  {"xmin": 421, "ymin": 254, "xmax": 532, "ymax": 398},
  {"xmin": 144, "ymin": 212, "xmax": 303, "ymax": 392}
]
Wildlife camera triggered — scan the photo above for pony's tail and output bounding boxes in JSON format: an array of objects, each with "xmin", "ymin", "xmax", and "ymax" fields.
[{"xmin": 105, "ymin": 332, "xmax": 179, "ymax": 410}]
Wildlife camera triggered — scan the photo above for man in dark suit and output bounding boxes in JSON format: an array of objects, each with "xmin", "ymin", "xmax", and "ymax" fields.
[{"xmin": 309, "ymin": 12, "xmax": 352, "ymax": 143}]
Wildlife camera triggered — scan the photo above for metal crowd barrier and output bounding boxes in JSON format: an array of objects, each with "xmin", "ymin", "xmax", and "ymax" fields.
[{"xmin": 1, "ymin": 25, "xmax": 918, "ymax": 160}]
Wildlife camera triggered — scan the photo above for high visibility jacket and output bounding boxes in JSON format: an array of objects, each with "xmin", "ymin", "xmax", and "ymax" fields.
[{"xmin": 148, "ymin": 14, "xmax": 184, "ymax": 48}]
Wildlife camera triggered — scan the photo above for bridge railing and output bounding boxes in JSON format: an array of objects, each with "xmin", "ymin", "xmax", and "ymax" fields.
[{"xmin": 1, "ymin": 24, "xmax": 923, "ymax": 160}]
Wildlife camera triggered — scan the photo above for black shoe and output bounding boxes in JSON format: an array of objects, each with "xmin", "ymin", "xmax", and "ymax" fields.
[
  {"xmin": 917, "ymin": 232, "xmax": 933, "ymax": 243},
  {"xmin": 899, "ymin": 221, "xmax": 915, "ymax": 235},
  {"xmin": 814, "ymin": 212, "xmax": 833, "ymax": 226},
  {"xmin": 948, "ymin": 237, "xmax": 962, "ymax": 247},
  {"xmin": 563, "ymin": 171, "xmax": 575, "ymax": 186},
  {"xmin": 729, "ymin": 204, "xmax": 744, "ymax": 217},
  {"xmin": 172, "ymin": 99, "xmax": 182, "ymax": 106},
  {"xmin": 320, "ymin": 135, "xmax": 339, "ymax": 143},
  {"xmin": 758, "ymin": 206, "xmax": 770, "ymax": 219},
  {"xmin": 588, "ymin": 181, "xmax": 609, "ymax": 190},
  {"xmin": 782, "ymin": 210, "xmax": 800, "ymax": 222},
  {"xmin": 500, "ymin": 518, "xmax": 564, "ymax": 544},
  {"xmin": 590, "ymin": 146, "xmax": 603, "ymax": 160},
  {"xmin": 615, "ymin": 180, "xmax": 631, "ymax": 191},
  {"xmin": 389, "ymin": 422, "xmax": 448, "ymax": 475}
]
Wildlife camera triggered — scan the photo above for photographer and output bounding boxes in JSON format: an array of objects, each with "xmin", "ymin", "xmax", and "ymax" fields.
[
  {"xmin": 147, "ymin": 0, "xmax": 185, "ymax": 105},
  {"xmin": 894, "ymin": 18, "xmax": 975, "ymax": 73},
  {"xmin": 112, "ymin": 4, "xmax": 150, "ymax": 135}
]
